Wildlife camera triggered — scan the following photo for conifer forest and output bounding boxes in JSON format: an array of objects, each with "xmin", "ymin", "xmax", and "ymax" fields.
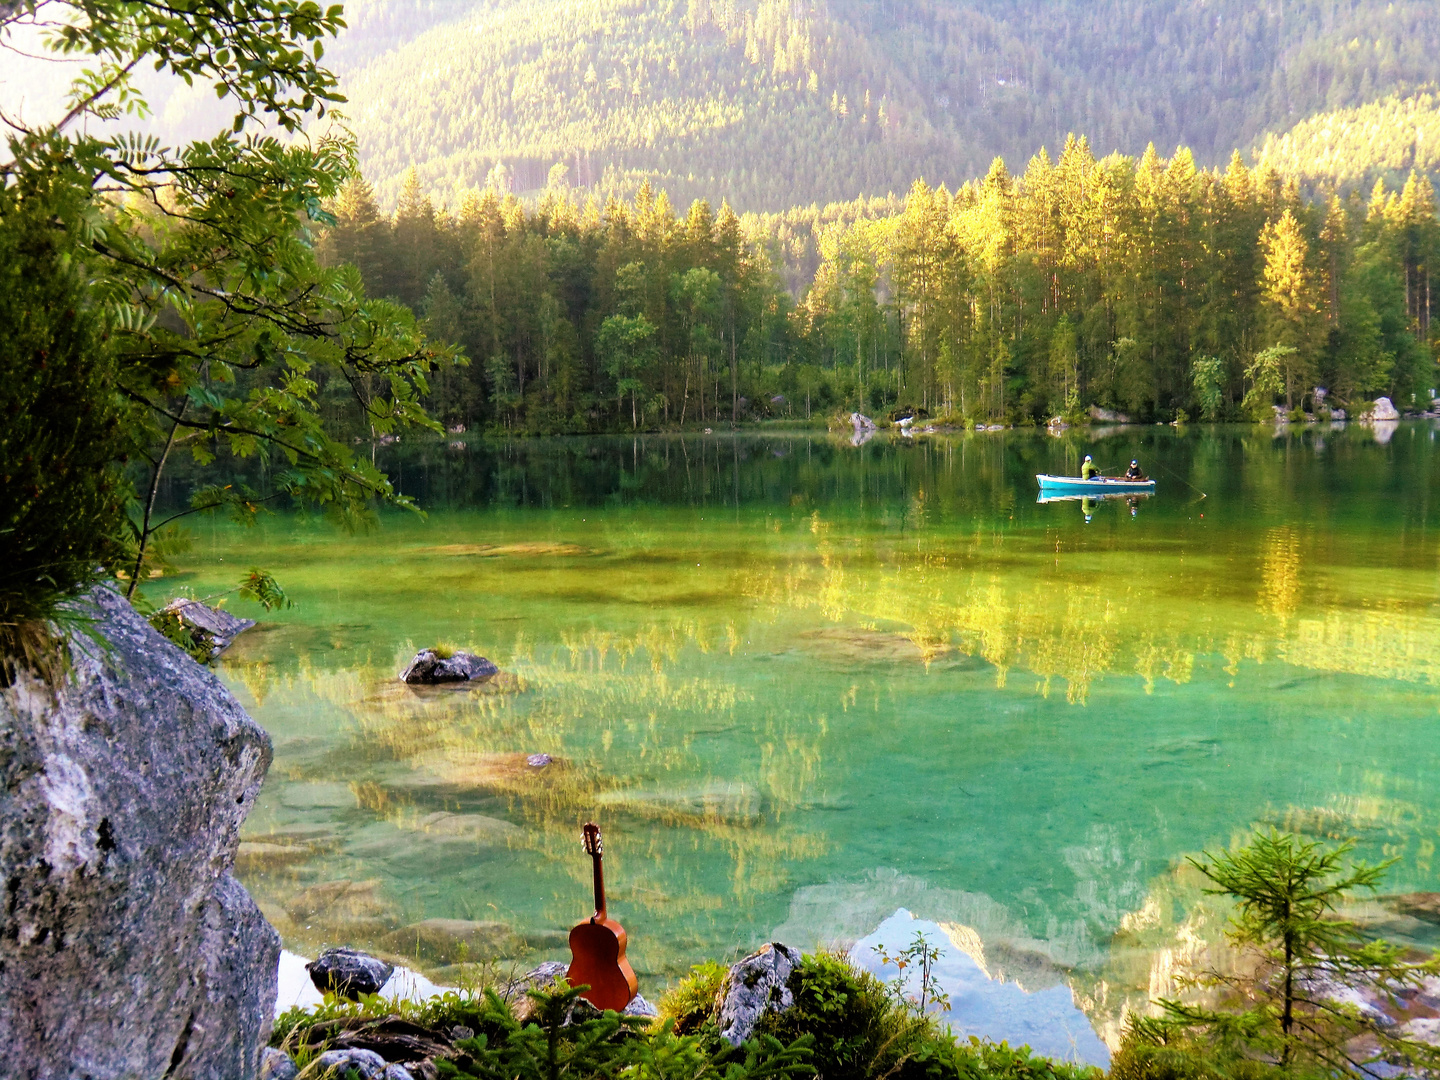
[{"xmin": 324, "ymin": 144, "xmax": 1439, "ymax": 433}]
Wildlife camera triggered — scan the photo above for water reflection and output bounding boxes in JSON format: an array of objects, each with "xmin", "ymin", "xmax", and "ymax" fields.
[{"xmin": 167, "ymin": 425, "xmax": 1440, "ymax": 1039}]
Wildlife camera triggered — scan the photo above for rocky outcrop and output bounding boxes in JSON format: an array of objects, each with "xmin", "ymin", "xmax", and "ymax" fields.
[
  {"xmin": 1362, "ymin": 396, "xmax": 1400, "ymax": 421},
  {"xmin": 158, "ymin": 597, "xmax": 256, "ymax": 658},
  {"xmin": 0, "ymin": 587, "xmax": 278, "ymax": 1079},
  {"xmin": 1089, "ymin": 405, "xmax": 1130, "ymax": 423},
  {"xmin": 381, "ymin": 918, "xmax": 530, "ymax": 965},
  {"xmin": 849, "ymin": 412, "xmax": 877, "ymax": 446},
  {"xmin": 716, "ymin": 942, "xmax": 801, "ymax": 1046},
  {"xmin": 400, "ymin": 649, "xmax": 499, "ymax": 684},
  {"xmin": 500, "ymin": 961, "xmax": 656, "ymax": 1024}
]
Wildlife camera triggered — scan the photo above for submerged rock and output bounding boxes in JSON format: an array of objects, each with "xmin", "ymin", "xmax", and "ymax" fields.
[
  {"xmin": 308, "ymin": 948, "xmax": 396, "ymax": 1000},
  {"xmin": 716, "ymin": 942, "xmax": 802, "ymax": 1046},
  {"xmin": 400, "ymin": 649, "xmax": 499, "ymax": 685},
  {"xmin": 1386, "ymin": 893, "xmax": 1440, "ymax": 923},
  {"xmin": 0, "ymin": 587, "xmax": 278, "ymax": 1079},
  {"xmin": 285, "ymin": 878, "xmax": 399, "ymax": 935},
  {"xmin": 382, "ymin": 918, "xmax": 529, "ymax": 964},
  {"xmin": 594, "ymin": 781, "xmax": 762, "ymax": 825},
  {"xmin": 158, "ymin": 596, "xmax": 256, "ymax": 658}
]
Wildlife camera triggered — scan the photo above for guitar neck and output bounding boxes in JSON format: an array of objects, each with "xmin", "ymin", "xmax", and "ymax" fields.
[{"xmin": 591, "ymin": 849, "xmax": 607, "ymax": 920}]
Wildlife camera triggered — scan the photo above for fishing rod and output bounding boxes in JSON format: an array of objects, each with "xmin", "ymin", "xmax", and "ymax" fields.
[{"xmin": 1094, "ymin": 459, "xmax": 1206, "ymax": 501}]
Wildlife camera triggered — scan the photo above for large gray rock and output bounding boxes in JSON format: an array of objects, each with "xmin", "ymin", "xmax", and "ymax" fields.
[
  {"xmin": 400, "ymin": 649, "xmax": 499, "ymax": 684},
  {"xmin": 0, "ymin": 587, "xmax": 279, "ymax": 1079},
  {"xmin": 716, "ymin": 942, "xmax": 801, "ymax": 1047},
  {"xmin": 1364, "ymin": 396, "xmax": 1400, "ymax": 421}
]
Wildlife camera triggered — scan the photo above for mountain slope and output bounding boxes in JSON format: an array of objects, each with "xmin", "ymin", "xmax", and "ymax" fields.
[
  {"xmin": 334, "ymin": 0, "xmax": 1440, "ymax": 209},
  {"xmin": 1254, "ymin": 91, "xmax": 1440, "ymax": 195}
]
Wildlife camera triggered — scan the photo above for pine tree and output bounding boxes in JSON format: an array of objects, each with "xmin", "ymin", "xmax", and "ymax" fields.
[{"xmin": 1259, "ymin": 210, "xmax": 1324, "ymax": 409}]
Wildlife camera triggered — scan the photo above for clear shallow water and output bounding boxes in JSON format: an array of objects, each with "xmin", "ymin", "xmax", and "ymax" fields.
[{"xmin": 165, "ymin": 424, "xmax": 1440, "ymax": 1046}]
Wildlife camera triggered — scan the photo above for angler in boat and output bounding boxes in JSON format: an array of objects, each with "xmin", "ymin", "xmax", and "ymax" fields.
[
  {"xmin": 1081, "ymin": 455, "xmax": 1099, "ymax": 479},
  {"xmin": 1124, "ymin": 459, "xmax": 1147, "ymax": 480}
]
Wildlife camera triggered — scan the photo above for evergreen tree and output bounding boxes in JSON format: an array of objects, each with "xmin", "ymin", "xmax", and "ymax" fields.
[{"xmin": 1259, "ymin": 210, "xmax": 1324, "ymax": 409}]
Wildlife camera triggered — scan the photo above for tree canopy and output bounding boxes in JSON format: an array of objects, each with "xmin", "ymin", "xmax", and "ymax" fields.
[{"xmin": 323, "ymin": 141, "xmax": 1440, "ymax": 433}]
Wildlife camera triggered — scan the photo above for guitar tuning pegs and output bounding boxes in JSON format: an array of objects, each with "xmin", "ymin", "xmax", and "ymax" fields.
[{"xmin": 582, "ymin": 821, "xmax": 603, "ymax": 856}]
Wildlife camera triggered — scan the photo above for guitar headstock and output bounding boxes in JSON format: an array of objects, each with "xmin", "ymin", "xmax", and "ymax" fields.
[{"xmin": 582, "ymin": 822, "xmax": 603, "ymax": 856}]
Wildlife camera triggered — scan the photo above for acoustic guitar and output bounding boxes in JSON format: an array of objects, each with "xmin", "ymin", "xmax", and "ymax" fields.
[{"xmin": 566, "ymin": 822, "xmax": 638, "ymax": 1012}]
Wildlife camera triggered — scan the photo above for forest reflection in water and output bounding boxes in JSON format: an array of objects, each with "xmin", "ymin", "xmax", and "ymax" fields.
[{"xmin": 168, "ymin": 423, "xmax": 1440, "ymax": 1045}]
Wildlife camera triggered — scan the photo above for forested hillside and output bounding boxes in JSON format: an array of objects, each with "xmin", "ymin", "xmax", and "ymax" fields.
[
  {"xmin": 322, "ymin": 142, "xmax": 1439, "ymax": 434},
  {"xmin": 1255, "ymin": 92, "xmax": 1440, "ymax": 197},
  {"xmin": 334, "ymin": 0, "xmax": 1440, "ymax": 210}
]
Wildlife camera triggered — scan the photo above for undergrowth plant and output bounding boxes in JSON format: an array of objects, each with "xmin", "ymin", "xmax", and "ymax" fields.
[{"xmin": 874, "ymin": 931, "xmax": 952, "ymax": 1018}]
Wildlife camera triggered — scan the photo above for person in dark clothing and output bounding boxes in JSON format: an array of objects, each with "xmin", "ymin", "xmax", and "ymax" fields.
[
  {"xmin": 1080, "ymin": 455, "xmax": 1099, "ymax": 479},
  {"xmin": 1124, "ymin": 459, "xmax": 1146, "ymax": 480}
]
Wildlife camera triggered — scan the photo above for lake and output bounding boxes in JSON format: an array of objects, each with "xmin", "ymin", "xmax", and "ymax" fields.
[{"xmin": 168, "ymin": 422, "xmax": 1440, "ymax": 1048}]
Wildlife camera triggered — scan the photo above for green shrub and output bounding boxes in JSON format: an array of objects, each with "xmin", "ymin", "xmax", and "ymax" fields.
[
  {"xmin": 758, "ymin": 951, "xmax": 916, "ymax": 1079},
  {"xmin": 1110, "ymin": 1018, "xmax": 1283, "ymax": 1080},
  {"xmin": 660, "ymin": 960, "xmax": 728, "ymax": 1035},
  {"xmin": 0, "ymin": 173, "xmax": 133, "ymax": 665},
  {"xmin": 434, "ymin": 985, "xmax": 813, "ymax": 1080}
]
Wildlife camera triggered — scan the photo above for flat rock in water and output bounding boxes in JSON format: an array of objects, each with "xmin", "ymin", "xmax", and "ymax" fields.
[
  {"xmin": 159, "ymin": 597, "xmax": 256, "ymax": 658},
  {"xmin": 400, "ymin": 649, "xmax": 499, "ymax": 684},
  {"xmin": 285, "ymin": 878, "xmax": 399, "ymax": 935},
  {"xmin": 716, "ymin": 942, "xmax": 801, "ymax": 1046},
  {"xmin": 1387, "ymin": 893, "xmax": 1440, "ymax": 922},
  {"xmin": 308, "ymin": 948, "xmax": 395, "ymax": 999},
  {"xmin": 595, "ymin": 781, "xmax": 762, "ymax": 825},
  {"xmin": 416, "ymin": 811, "xmax": 524, "ymax": 843},
  {"xmin": 382, "ymin": 918, "xmax": 527, "ymax": 964},
  {"xmin": 236, "ymin": 840, "xmax": 317, "ymax": 871}
]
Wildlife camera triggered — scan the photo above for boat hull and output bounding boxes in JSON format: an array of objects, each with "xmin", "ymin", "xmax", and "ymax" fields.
[{"xmin": 1036, "ymin": 474, "xmax": 1156, "ymax": 495}]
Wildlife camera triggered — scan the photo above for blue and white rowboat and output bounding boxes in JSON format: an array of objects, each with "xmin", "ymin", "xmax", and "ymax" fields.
[{"xmin": 1036, "ymin": 474, "xmax": 1156, "ymax": 495}]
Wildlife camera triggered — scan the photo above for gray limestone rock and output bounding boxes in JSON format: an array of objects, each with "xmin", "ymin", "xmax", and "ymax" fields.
[
  {"xmin": 260, "ymin": 1048, "xmax": 300, "ymax": 1080},
  {"xmin": 315, "ymin": 1048, "xmax": 388, "ymax": 1078},
  {"xmin": 159, "ymin": 596, "xmax": 256, "ymax": 658},
  {"xmin": 400, "ymin": 649, "xmax": 499, "ymax": 684},
  {"xmin": 307, "ymin": 947, "xmax": 395, "ymax": 999},
  {"xmin": 1365, "ymin": 396, "xmax": 1400, "ymax": 421},
  {"xmin": 624, "ymin": 993, "xmax": 660, "ymax": 1018},
  {"xmin": 0, "ymin": 586, "xmax": 278, "ymax": 1080},
  {"xmin": 716, "ymin": 942, "xmax": 802, "ymax": 1047},
  {"xmin": 502, "ymin": 961, "xmax": 651, "ymax": 1025}
]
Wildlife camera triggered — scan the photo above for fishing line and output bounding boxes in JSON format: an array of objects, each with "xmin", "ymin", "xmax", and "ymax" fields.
[{"xmin": 1151, "ymin": 458, "xmax": 1208, "ymax": 502}]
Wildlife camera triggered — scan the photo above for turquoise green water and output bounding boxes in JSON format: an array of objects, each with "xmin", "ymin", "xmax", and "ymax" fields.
[{"xmin": 167, "ymin": 424, "xmax": 1440, "ymax": 1040}]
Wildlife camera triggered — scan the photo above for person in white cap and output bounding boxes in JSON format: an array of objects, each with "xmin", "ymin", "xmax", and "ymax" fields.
[{"xmin": 1080, "ymin": 454, "xmax": 1099, "ymax": 479}]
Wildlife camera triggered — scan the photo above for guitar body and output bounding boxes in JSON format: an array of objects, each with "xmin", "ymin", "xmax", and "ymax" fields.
[
  {"xmin": 567, "ymin": 917, "xmax": 638, "ymax": 1011},
  {"xmin": 566, "ymin": 822, "xmax": 639, "ymax": 1012}
]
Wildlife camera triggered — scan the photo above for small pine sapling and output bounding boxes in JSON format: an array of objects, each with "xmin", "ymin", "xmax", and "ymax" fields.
[{"xmin": 1154, "ymin": 829, "xmax": 1440, "ymax": 1078}]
